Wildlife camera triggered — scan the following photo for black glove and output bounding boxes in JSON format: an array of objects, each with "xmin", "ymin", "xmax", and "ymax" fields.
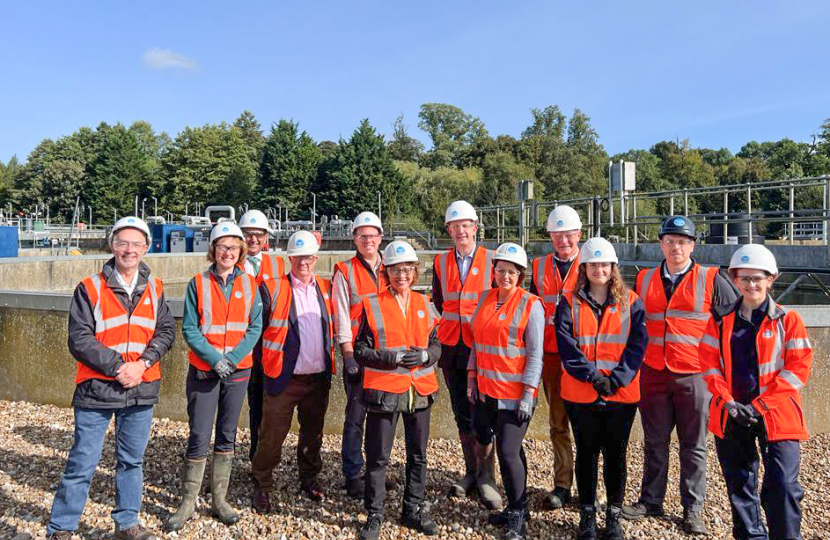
[
  {"xmin": 213, "ymin": 358, "xmax": 234, "ymax": 379},
  {"xmin": 726, "ymin": 401, "xmax": 759, "ymax": 428},
  {"xmin": 343, "ymin": 354, "xmax": 360, "ymax": 384},
  {"xmin": 592, "ymin": 375, "xmax": 613, "ymax": 397},
  {"xmin": 397, "ymin": 350, "xmax": 423, "ymax": 370},
  {"xmin": 517, "ymin": 391, "xmax": 534, "ymax": 423}
]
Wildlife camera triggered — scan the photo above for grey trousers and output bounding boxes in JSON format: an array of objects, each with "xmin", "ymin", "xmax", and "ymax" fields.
[{"xmin": 638, "ymin": 364, "xmax": 709, "ymax": 512}]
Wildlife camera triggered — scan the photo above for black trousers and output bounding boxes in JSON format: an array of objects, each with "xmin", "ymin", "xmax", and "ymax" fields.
[
  {"xmin": 186, "ymin": 365, "xmax": 251, "ymax": 459},
  {"xmin": 565, "ymin": 401, "xmax": 637, "ymax": 507},
  {"xmin": 246, "ymin": 360, "xmax": 264, "ymax": 459},
  {"xmin": 475, "ymin": 397, "xmax": 530, "ymax": 511},
  {"xmin": 364, "ymin": 405, "xmax": 431, "ymax": 515},
  {"xmin": 716, "ymin": 422, "xmax": 803, "ymax": 540},
  {"xmin": 443, "ymin": 362, "xmax": 474, "ymax": 436}
]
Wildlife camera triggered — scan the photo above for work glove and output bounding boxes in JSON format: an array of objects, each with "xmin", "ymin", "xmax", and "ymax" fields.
[
  {"xmin": 725, "ymin": 401, "xmax": 759, "ymax": 428},
  {"xmin": 517, "ymin": 389, "xmax": 534, "ymax": 423},
  {"xmin": 396, "ymin": 351, "xmax": 422, "ymax": 370},
  {"xmin": 592, "ymin": 375, "xmax": 614, "ymax": 397},
  {"xmin": 213, "ymin": 358, "xmax": 234, "ymax": 379},
  {"xmin": 467, "ymin": 376, "xmax": 479, "ymax": 405},
  {"xmin": 343, "ymin": 353, "xmax": 360, "ymax": 384}
]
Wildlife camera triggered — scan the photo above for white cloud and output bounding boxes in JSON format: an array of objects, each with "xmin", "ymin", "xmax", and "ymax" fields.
[{"xmin": 142, "ymin": 48, "xmax": 198, "ymax": 71}]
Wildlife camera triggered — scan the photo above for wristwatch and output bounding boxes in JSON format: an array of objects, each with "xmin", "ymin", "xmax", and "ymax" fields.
[{"xmin": 143, "ymin": 358, "xmax": 153, "ymax": 370}]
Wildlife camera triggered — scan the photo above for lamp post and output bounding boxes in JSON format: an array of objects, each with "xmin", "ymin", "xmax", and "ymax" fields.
[
  {"xmin": 311, "ymin": 193, "xmax": 317, "ymax": 230},
  {"xmin": 141, "ymin": 198, "xmax": 147, "ymax": 220},
  {"xmin": 152, "ymin": 196, "xmax": 158, "ymax": 218},
  {"xmin": 377, "ymin": 191, "xmax": 382, "ymax": 223}
]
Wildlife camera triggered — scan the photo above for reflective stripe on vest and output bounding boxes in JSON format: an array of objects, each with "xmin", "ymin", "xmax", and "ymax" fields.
[
  {"xmin": 188, "ymin": 271, "xmax": 255, "ymax": 371},
  {"xmin": 362, "ymin": 290, "xmax": 438, "ymax": 395},
  {"xmin": 77, "ymin": 272, "xmax": 162, "ymax": 384},
  {"xmin": 435, "ymin": 247, "xmax": 493, "ymax": 347},
  {"xmin": 470, "ymin": 288, "xmax": 539, "ymax": 402},
  {"xmin": 335, "ymin": 257, "xmax": 387, "ymax": 343},
  {"xmin": 638, "ymin": 264, "xmax": 715, "ymax": 373},
  {"xmin": 532, "ymin": 252, "xmax": 580, "ymax": 353},
  {"xmin": 258, "ymin": 253, "xmax": 286, "ymax": 284},
  {"xmin": 560, "ymin": 289, "xmax": 640, "ymax": 404}
]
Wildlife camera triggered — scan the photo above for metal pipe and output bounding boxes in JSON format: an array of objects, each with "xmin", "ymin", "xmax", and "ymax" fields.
[
  {"xmin": 723, "ymin": 191, "xmax": 729, "ymax": 245},
  {"xmin": 684, "ymin": 189, "xmax": 689, "ymax": 215},
  {"xmin": 790, "ymin": 183, "xmax": 795, "ymax": 245},
  {"xmin": 669, "ymin": 195, "xmax": 674, "ymax": 216},
  {"xmin": 747, "ymin": 184, "xmax": 753, "ymax": 243},
  {"xmin": 633, "ymin": 193, "xmax": 638, "ymax": 246}
]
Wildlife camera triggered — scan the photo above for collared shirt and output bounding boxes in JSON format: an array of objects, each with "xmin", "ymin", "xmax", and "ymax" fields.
[
  {"xmin": 662, "ymin": 259, "xmax": 693, "ymax": 284},
  {"xmin": 333, "ymin": 254, "xmax": 382, "ymax": 345},
  {"xmin": 244, "ymin": 252, "xmax": 263, "ymax": 277},
  {"xmin": 114, "ymin": 269, "xmax": 139, "ymax": 296},
  {"xmin": 552, "ymin": 250, "xmax": 578, "ymax": 280},
  {"xmin": 456, "ymin": 246, "xmax": 475, "ymax": 284},
  {"xmin": 730, "ymin": 298, "xmax": 768, "ymax": 404},
  {"xmin": 658, "ymin": 258, "xmax": 738, "ymax": 309},
  {"xmin": 291, "ymin": 272, "xmax": 325, "ymax": 374}
]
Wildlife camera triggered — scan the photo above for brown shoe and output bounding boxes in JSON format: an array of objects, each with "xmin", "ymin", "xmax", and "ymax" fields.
[
  {"xmin": 251, "ymin": 488, "xmax": 271, "ymax": 514},
  {"xmin": 113, "ymin": 524, "xmax": 159, "ymax": 540},
  {"xmin": 301, "ymin": 479, "xmax": 324, "ymax": 502}
]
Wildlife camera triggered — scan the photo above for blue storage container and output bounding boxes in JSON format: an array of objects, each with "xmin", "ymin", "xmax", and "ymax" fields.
[
  {"xmin": 150, "ymin": 224, "xmax": 186, "ymax": 253},
  {"xmin": 0, "ymin": 226, "xmax": 19, "ymax": 258}
]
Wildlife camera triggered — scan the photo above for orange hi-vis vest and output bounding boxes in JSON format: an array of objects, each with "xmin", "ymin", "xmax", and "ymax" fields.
[
  {"xmin": 188, "ymin": 270, "xmax": 257, "ymax": 371},
  {"xmin": 361, "ymin": 289, "xmax": 439, "ymax": 395},
  {"xmin": 261, "ymin": 274, "xmax": 336, "ymax": 379},
  {"xmin": 636, "ymin": 263, "xmax": 718, "ymax": 373},
  {"xmin": 334, "ymin": 256, "xmax": 388, "ymax": 343},
  {"xmin": 700, "ymin": 301, "xmax": 812, "ymax": 442},
  {"xmin": 434, "ymin": 246, "xmax": 494, "ymax": 348},
  {"xmin": 532, "ymin": 252, "xmax": 580, "ymax": 354},
  {"xmin": 560, "ymin": 290, "xmax": 641, "ymax": 404},
  {"xmin": 77, "ymin": 273, "xmax": 163, "ymax": 384},
  {"xmin": 257, "ymin": 253, "xmax": 286, "ymax": 285},
  {"xmin": 470, "ymin": 288, "xmax": 540, "ymax": 404}
]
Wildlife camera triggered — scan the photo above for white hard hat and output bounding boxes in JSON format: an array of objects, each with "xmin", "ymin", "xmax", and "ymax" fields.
[
  {"xmin": 239, "ymin": 209, "xmax": 272, "ymax": 233},
  {"xmin": 445, "ymin": 200, "xmax": 478, "ymax": 224},
  {"xmin": 546, "ymin": 205, "xmax": 583, "ymax": 233},
  {"xmin": 352, "ymin": 211, "xmax": 383, "ymax": 234},
  {"xmin": 729, "ymin": 244, "xmax": 778, "ymax": 275},
  {"xmin": 493, "ymin": 242, "xmax": 528, "ymax": 270},
  {"xmin": 111, "ymin": 216, "xmax": 151, "ymax": 244},
  {"xmin": 286, "ymin": 230, "xmax": 320, "ymax": 257},
  {"xmin": 579, "ymin": 237, "xmax": 618, "ymax": 264},
  {"xmin": 383, "ymin": 240, "xmax": 418, "ymax": 266},
  {"xmin": 209, "ymin": 222, "xmax": 245, "ymax": 244}
]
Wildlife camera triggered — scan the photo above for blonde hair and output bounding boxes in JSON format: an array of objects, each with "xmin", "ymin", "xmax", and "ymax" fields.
[
  {"xmin": 207, "ymin": 237, "xmax": 248, "ymax": 264},
  {"xmin": 575, "ymin": 263, "xmax": 630, "ymax": 309}
]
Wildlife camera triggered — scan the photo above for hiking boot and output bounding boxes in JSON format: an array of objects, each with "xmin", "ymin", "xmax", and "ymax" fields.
[
  {"xmin": 621, "ymin": 501, "xmax": 664, "ymax": 520},
  {"xmin": 113, "ymin": 524, "xmax": 159, "ymax": 540},
  {"xmin": 604, "ymin": 505, "xmax": 624, "ymax": 540},
  {"xmin": 345, "ymin": 476, "xmax": 363, "ymax": 499},
  {"xmin": 488, "ymin": 506, "xmax": 530, "ymax": 527},
  {"xmin": 682, "ymin": 508, "xmax": 707, "ymax": 535},
  {"xmin": 359, "ymin": 512, "xmax": 383, "ymax": 540},
  {"xmin": 251, "ymin": 488, "xmax": 271, "ymax": 514},
  {"xmin": 504, "ymin": 508, "xmax": 527, "ymax": 540},
  {"xmin": 546, "ymin": 486, "xmax": 571, "ymax": 509},
  {"xmin": 402, "ymin": 504, "xmax": 438, "ymax": 536},
  {"xmin": 577, "ymin": 505, "xmax": 598, "ymax": 540}
]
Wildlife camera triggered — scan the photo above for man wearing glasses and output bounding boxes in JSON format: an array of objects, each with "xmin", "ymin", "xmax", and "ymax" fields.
[
  {"xmin": 332, "ymin": 211, "xmax": 389, "ymax": 498},
  {"xmin": 239, "ymin": 209, "xmax": 285, "ymax": 460},
  {"xmin": 251, "ymin": 230, "xmax": 336, "ymax": 511},
  {"xmin": 622, "ymin": 215, "xmax": 737, "ymax": 535},
  {"xmin": 529, "ymin": 205, "xmax": 582, "ymax": 510},
  {"xmin": 433, "ymin": 200, "xmax": 500, "ymax": 510},
  {"xmin": 47, "ymin": 217, "xmax": 176, "ymax": 540}
]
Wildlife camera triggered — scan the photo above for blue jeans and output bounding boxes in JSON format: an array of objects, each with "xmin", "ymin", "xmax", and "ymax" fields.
[{"xmin": 47, "ymin": 405, "xmax": 154, "ymax": 534}]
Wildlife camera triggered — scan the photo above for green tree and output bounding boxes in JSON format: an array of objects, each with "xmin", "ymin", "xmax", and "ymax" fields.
[
  {"xmin": 397, "ymin": 161, "xmax": 482, "ymax": 230},
  {"xmin": 0, "ymin": 155, "xmax": 21, "ymax": 207},
  {"xmin": 387, "ymin": 114, "xmax": 424, "ymax": 162},
  {"xmin": 477, "ymin": 151, "xmax": 535, "ymax": 207},
  {"xmin": 259, "ymin": 120, "xmax": 322, "ymax": 215},
  {"xmin": 417, "ymin": 103, "xmax": 489, "ymax": 169}
]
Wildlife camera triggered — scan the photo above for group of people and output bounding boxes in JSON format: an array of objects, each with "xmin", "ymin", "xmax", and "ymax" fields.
[{"xmin": 44, "ymin": 200, "xmax": 813, "ymax": 540}]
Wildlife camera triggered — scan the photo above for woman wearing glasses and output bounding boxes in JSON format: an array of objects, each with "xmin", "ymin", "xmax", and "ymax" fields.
[
  {"xmin": 555, "ymin": 238, "xmax": 647, "ymax": 540},
  {"xmin": 167, "ymin": 223, "xmax": 262, "ymax": 531},
  {"xmin": 467, "ymin": 242, "xmax": 544, "ymax": 540},
  {"xmin": 700, "ymin": 244, "xmax": 811, "ymax": 540},
  {"xmin": 354, "ymin": 240, "xmax": 441, "ymax": 540}
]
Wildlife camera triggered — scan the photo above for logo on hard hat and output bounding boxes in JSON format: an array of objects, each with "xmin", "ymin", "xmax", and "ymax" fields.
[
  {"xmin": 741, "ymin": 255, "xmax": 750, "ymax": 263},
  {"xmin": 451, "ymin": 210, "xmax": 458, "ymax": 217},
  {"xmin": 594, "ymin": 250, "xmax": 602, "ymax": 257},
  {"xmin": 296, "ymin": 239, "xmax": 305, "ymax": 247},
  {"xmin": 364, "ymin": 217, "xmax": 370, "ymax": 222},
  {"xmin": 673, "ymin": 217, "xmax": 685, "ymax": 226},
  {"xmin": 251, "ymin": 218, "xmax": 257, "ymax": 223},
  {"xmin": 127, "ymin": 218, "xmax": 135, "ymax": 223},
  {"xmin": 222, "ymin": 227, "xmax": 229, "ymax": 232},
  {"xmin": 557, "ymin": 219, "xmax": 564, "ymax": 226},
  {"xmin": 507, "ymin": 246, "xmax": 517, "ymax": 254},
  {"xmin": 395, "ymin": 246, "xmax": 405, "ymax": 255}
]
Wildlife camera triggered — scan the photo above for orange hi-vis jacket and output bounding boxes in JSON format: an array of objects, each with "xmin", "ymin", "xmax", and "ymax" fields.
[
  {"xmin": 188, "ymin": 270, "xmax": 257, "ymax": 371},
  {"xmin": 470, "ymin": 288, "xmax": 540, "ymax": 404},
  {"xmin": 334, "ymin": 256, "xmax": 388, "ymax": 343},
  {"xmin": 532, "ymin": 252, "xmax": 580, "ymax": 354},
  {"xmin": 361, "ymin": 289, "xmax": 439, "ymax": 395},
  {"xmin": 434, "ymin": 245, "xmax": 494, "ymax": 348},
  {"xmin": 261, "ymin": 274, "xmax": 335, "ymax": 379},
  {"xmin": 77, "ymin": 273, "xmax": 163, "ymax": 384},
  {"xmin": 257, "ymin": 252, "xmax": 286, "ymax": 285},
  {"xmin": 560, "ymin": 290, "xmax": 641, "ymax": 404},
  {"xmin": 700, "ymin": 299, "xmax": 812, "ymax": 442},
  {"xmin": 636, "ymin": 263, "xmax": 718, "ymax": 373}
]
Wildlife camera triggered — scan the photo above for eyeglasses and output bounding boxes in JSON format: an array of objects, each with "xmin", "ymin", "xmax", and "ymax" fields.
[
  {"xmin": 295, "ymin": 255, "xmax": 318, "ymax": 263},
  {"xmin": 661, "ymin": 238, "xmax": 693, "ymax": 247},
  {"xmin": 736, "ymin": 275, "xmax": 770, "ymax": 285},
  {"xmin": 356, "ymin": 234, "xmax": 381, "ymax": 242},
  {"xmin": 215, "ymin": 245, "xmax": 241, "ymax": 254},
  {"xmin": 447, "ymin": 222, "xmax": 475, "ymax": 233},
  {"xmin": 494, "ymin": 268, "xmax": 520, "ymax": 277},
  {"xmin": 388, "ymin": 266, "xmax": 416, "ymax": 277},
  {"xmin": 551, "ymin": 231, "xmax": 580, "ymax": 241},
  {"xmin": 244, "ymin": 231, "xmax": 267, "ymax": 239},
  {"xmin": 113, "ymin": 240, "xmax": 147, "ymax": 251}
]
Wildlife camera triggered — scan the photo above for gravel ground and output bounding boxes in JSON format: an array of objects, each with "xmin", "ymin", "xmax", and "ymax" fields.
[{"xmin": 1, "ymin": 400, "xmax": 828, "ymax": 540}]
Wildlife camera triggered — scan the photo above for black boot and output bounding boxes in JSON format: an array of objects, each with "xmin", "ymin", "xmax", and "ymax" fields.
[
  {"xmin": 359, "ymin": 512, "xmax": 383, "ymax": 540},
  {"xmin": 578, "ymin": 504, "xmax": 598, "ymax": 540},
  {"xmin": 503, "ymin": 508, "xmax": 527, "ymax": 540},
  {"xmin": 402, "ymin": 504, "xmax": 438, "ymax": 536},
  {"xmin": 604, "ymin": 505, "xmax": 624, "ymax": 540}
]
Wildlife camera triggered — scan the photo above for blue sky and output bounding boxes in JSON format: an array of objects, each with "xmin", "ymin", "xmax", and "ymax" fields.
[{"xmin": 2, "ymin": 1, "xmax": 829, "ymax": 164}]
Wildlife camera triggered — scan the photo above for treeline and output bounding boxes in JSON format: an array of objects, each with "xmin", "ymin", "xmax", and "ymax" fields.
[{"xmin": 1, "ymin": 105, "xmax": 829, "ymax": 232}]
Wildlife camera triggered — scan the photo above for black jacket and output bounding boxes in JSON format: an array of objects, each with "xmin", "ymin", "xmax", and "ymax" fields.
[{"xmin": 69, "ymin": 258, "xmax": 176, "ymax": 409}]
